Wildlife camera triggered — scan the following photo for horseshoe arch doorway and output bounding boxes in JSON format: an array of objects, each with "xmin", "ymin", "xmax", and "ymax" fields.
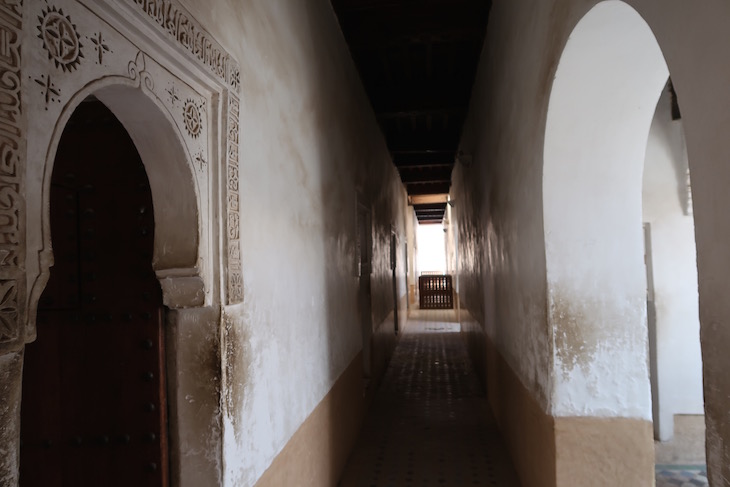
[{"xmin": 20, "ymin": 98, "xmax": 169, "ymax": 487}]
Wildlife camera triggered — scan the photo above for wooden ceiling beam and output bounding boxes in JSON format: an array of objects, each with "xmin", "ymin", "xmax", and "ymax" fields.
[
  {"xmin": 368, "ymin": 82, "xmax": 471, "ymax": 114},
  {"xmin": 387, "ymin": 130, "xmax": 460, "ymax": 153},
  {"xmin": 377, "ymin": 107, "xmax": 462, "ymax": 120},
  {"xmin": 408, "ymin": 194, "xmax": 449, "ymax": 205},
  {"xmin": 413, "ymin": 203, "xmax": 448, "ymax": 211},
  {"xmin": 393, "ymin": 152, "xmax": 454, "ymax": 167},
  {"xmin": 334, "ymin": 1, "xmax": 489, "ymax": 29},
  {"xmin": 331, "ymin": 0, "xmax": 491, "ymax": 201},
  {"xmin": 416, "ymin": 211, "xmax": 446, "ymax": 219},
  {"xmin": 399, "ymin": 166, "xmax": 453, "ymax": 184},
  {"xmin": 406, "ymin": 182, "xmax": 451, "ymax": 195},
  {"xmin": 332, "ymin": 0, "xmax": 487, "ymax": 12},
  {"xmin": 346, "ymin": 27, "xmax": 484, "ymax": 49}
]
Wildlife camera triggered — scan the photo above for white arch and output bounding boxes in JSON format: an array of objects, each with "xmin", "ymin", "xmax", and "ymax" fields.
[
  {"xmin": 28, "ymin": 78, "xmax": 205, "ymax": 331},
  {"xmin": 543, "ymin": 1, "xmax": 668, "ymax": 418}
]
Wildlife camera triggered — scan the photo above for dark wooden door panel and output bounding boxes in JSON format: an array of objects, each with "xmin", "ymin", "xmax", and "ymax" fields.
[{"xmin": 21, "ymin": 100, "xmax": 167, "ymax": 487}]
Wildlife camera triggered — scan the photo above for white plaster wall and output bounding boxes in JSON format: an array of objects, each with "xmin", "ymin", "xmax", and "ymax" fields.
[
  {"xmin": 543, "ymin": 1, "xmax": 667, "ymax": 419},
  {"xmin": 445, "ymin": 204, "xmax": 457, "ymax": 276},
  {"xmin": 452, "ymin": 0, "xmax": 566, "ymax": 409},
  {"xmin": 642, "ymin": 85, "xmax": 703, "ymax": 441},
  {"xmin": 406, "ymin": 206, "xmax": 417, "ymax": 306},
  {"xmin": 410, "ymin": 210, "xmax": 420, "ymax": 294},
  {"xmin": 456, "ymin": 0, "xmax": 728, "ymax": 414},
  {"xmin": 455, "ymin": 0, "xmax": 730, "ymax": 480},
  {"xmin": 177, "ymin": 1, "xmax": 407, "ymax": 485}
]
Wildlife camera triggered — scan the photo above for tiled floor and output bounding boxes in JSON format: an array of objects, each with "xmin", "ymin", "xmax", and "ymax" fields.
[
  {"xmin": 339, "ymin": 309, "xmax": 709, "ymax": 487},
  {"xmin": 655, "ymin": 466, "xmax": 708, "ymax": 487},
  {"xmin": 339, "ymin": 310, "xmax": 520, "ymax": 487}
]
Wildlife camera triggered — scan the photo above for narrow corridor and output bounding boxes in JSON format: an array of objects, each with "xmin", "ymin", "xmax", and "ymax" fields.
[{"xmin": 339, "ymin": 310, "xmax": 521, "ymax": 487}]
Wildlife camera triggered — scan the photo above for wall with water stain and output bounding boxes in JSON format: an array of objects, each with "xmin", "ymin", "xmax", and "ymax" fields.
[
  {"xmin": 451, "ymin": 0, "xmax": 730, "ymax": 484},
  {"xmin": 179, "ymin": 1, "xmax": 407, "ymax": 485},
  {"xmin": 451, "ymin": 0, "xmax": 563, "ymax": 414}
]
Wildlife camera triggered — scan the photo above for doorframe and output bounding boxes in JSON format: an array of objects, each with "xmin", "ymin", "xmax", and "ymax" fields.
[
  {"xmin": 22, "ymin": 106, "xmax": 173, "ymax": 485},
  {"xmin": 0, "ymin": 1, "xmax": 244, "ymax": 485}
]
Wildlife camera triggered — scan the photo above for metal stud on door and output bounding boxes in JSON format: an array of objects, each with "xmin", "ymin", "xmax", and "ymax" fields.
[{"xmin": 21, "ymin": 101, "xmax": 168, "ymax": 487}]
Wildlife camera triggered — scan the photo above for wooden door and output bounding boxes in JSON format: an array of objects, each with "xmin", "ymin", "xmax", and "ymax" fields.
[{"xmin": 20, "ymin": 100, "xmax": 168, "ymax": 486}]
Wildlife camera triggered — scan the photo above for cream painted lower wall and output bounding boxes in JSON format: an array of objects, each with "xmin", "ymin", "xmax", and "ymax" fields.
[
  {"xmin": 555, "ymin": 417, "xmax": 654, "ymax": 486},
  {"xmin": 253, "ymin": 290, "xmax": 405, "ymax": 487},
  {"xmin": 253, "ymin": 351, "xmax": 370, "ymax": 487},
  {"xmin": 167, "ymin": 2, "xmax": 410, "ymax": 484},
  {"xmin": 462, "ymin": 316, "xmax": 655, "ymax": 487},
  {"xmin": 485, "ymin": 334, "xmax": 557, "ymax": 487}
]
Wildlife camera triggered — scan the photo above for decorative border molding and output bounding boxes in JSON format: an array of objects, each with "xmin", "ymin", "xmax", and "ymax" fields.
[
  {"xmin": 0, "ymin": 0, "xmax": 23, "ymax": 346},
  {"xmin": 23, "ymin": 0, "xmax": 246, "ymax": 335},
  {"xmin": 130, "ymin": 0, "xmax": 240, "ymax": 91},
  {"xmin": 226, "ymin": 93, "xmax": 242, "ymax": 304},
  {"xmin": 129, "ymin": 0, "xmax": 243, "ymax": 304}
]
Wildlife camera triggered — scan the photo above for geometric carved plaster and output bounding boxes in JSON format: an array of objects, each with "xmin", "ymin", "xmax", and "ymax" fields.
[
  {"xmin": 128, "ymin": 0, "xmax": 241, "ymax": 304},
  {"xmin": 19, "ymin": 0, "xmax": 243, "ymax": 347},
  {"xmin": 37, "ymin": 3, "xmax": 84, "ymax": 72},
  {"xmin": 0, "ymin": 0, "xmax": 24, "ymax": 352}
]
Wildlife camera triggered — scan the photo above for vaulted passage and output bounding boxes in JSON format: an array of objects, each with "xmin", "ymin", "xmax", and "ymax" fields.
[
  {"xmin": 20, "ymin": 101, "xmax": 168, "ymax": 486},
  {"xmin": 4, "ymin": 2, "xmax": 730, "ymax": 487},
  {"xmin": 339, "ymin": 310, "xmax": 520, "ymax": 486}
]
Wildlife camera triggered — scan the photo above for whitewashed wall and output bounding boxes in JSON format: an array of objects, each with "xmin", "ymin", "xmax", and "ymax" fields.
[
  {"xmin": 543, "ymin": 1, "xmax": 667, "ymax": 419},
  {"xmin": 453, "ymin": 0, "xmax": 730, "ymax": 481},
  {"xmin": 176, "ymin": 1, "xmax": 407, "ymax": 485},
  {"xmin": 642, "ymin": 85, "xmax": 703, "ymax": 441}
]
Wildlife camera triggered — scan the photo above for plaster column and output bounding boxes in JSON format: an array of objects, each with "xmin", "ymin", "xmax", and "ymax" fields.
[{"xmin": 0, "ymin": 350, "xmax": 23, "ymax": 486}]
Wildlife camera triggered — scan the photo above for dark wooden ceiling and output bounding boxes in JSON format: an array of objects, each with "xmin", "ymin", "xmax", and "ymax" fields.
[{"xmin": 331, "ymin": 0, "xmax": 491, "ymax": 223}]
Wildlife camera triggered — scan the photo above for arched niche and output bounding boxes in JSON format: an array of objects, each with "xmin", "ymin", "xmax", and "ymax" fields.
[
  {"xmin": 23, "ymin": 79, "xmax": 217, "ymax": 487},
  {"xmin": 94, "ymin": 84, "xmax": 205, "ymax": 308},
  {"xmin": 541, "ymin": 1, "xmax": 684, "ymax": 481},
  {"xmin": 28, "ymin": 79, "xmax": 205, "ymax": 334},
  {"xmin": 543, "ymin": 0, "xmax": 668, "ymax": 419},
  {"xmin": 94, "ymin": 84, "xmax": 200, "ymax": 272},
  {"xmin": 2, "ymin": 2, "xmax": 241, "ymax": 485}
]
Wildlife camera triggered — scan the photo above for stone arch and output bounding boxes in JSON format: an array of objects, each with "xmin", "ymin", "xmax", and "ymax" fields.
[
  {"xmin": 22, "ymin": 78, "xmax": 218, "ymax": 486},
  {"xmin": 542, "ymin": 0, "xmax": 680, "ymax": 480},
  {"xmin": 0, "ymin": 2, "xmax": 240, "ymax": 484},
  {"xmin": 28, "ymin": 78, "xmax": 205, "ymax": 330},
  {"xmin": 21, "ymin": 97, "xmax": 169, "ymax": 486}
]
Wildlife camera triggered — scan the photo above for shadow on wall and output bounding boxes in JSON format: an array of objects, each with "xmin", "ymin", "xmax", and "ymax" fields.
[
  {"xmin": 237, "ymin": 2, "xmax": 407, "ymax": 486},
  {"xmin": 542, "ymin": 1, "xmax": 702, "ymax": 485},
  {"xmin": 642, "ymin": 81, "xmax": 703, "ymax": 452}
]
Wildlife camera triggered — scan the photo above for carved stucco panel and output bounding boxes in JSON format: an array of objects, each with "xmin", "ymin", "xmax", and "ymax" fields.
[
  {"xmin": 121, "ymin": 0, "xmax": 242, "ymax": 304},
  {"xmin": 0, "ymin": 0, "xmax": 24, "ymax": 352},
  {"xmin": 26, "ymin": 1, "xmax": 211, "ymax": 181},
  {"xmin": 226, "ymin": 92, "xmax": 241, "ymax": 303},
  {"xmin": 21, "ymin": 0, "xmax": 243, "ymax": 340}
]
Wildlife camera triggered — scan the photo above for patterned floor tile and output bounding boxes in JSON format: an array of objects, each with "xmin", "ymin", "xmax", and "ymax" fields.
[
  {"xmin": 339, "ymin": 311, "xmax": 520, "ymax": 486},
  {"xmin": 339, "ymin": 310, "xmax": 711, "ymax": 487},
  {"xmin": 655, "ymin": 467, "xmax": 708, "ymax": 487}
]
